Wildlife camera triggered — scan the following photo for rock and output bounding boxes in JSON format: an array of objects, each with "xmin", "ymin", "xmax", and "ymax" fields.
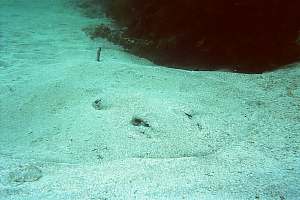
[
  {"xmin": 82, "ymin": 0, "xmax": 300, "ymax": 73},
  {"xmin": 296, "ymin": 34, "xmax": 300, "ymax": 45},
  {"xmin": 9, "ymin": 165, "xmax": 43, "ymax": 183}
]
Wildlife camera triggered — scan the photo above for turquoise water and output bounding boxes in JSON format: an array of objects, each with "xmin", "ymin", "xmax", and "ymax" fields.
[{"xmin": 0, "ymin": 1, "xmax": 299, "ymax": 199}]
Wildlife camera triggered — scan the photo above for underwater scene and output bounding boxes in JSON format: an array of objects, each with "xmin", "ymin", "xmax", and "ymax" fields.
[{"xmin": 0, "ymin": 0, "xmax": 299, "ymax": 199}]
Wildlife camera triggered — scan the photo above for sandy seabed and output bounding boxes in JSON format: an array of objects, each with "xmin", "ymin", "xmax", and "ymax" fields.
[{"xmin": 0, "ymin": 0, "xmax": 299, "ymax": 199}]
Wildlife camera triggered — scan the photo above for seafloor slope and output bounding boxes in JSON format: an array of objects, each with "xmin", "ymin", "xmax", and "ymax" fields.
[{"xmin": 0, "ymin": 0, "xmax": 299, "ymax": 199}]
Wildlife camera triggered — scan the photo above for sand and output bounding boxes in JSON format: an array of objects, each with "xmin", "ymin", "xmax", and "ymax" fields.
[{"xmin": 0, "ymin": 0, "xmax": 299, "ymax": 199}]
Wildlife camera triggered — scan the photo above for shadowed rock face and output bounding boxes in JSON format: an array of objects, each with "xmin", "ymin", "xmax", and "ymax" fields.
[{"xmin": 84, "ymin": 0, "xmax": 300, "ymax": 73}]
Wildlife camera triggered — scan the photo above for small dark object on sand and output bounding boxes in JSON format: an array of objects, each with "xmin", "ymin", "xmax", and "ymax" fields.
[
  {"xmin": 92, "ymin": 99, "xmax": 102, "ymax": 110},
  {"xmin": 96, "ymin": 47, "xmax": 102, "ymax": 62},
  {"xmin": 131, "ymin": 117, "xmax": 150, "ymax": 127},
  {"xmin": 184, "ymin": 112, "xmax": 193, "ymax": 119}
]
